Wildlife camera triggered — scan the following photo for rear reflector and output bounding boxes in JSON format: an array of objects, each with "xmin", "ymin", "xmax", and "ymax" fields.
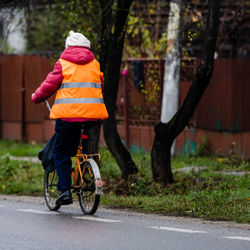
[{"xmin": 81, "ymin": 134, "xmax": 88, "ymax": 139}]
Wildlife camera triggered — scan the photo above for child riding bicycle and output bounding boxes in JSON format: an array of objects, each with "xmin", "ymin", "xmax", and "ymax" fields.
[{"xmin": 31, "ymin": 31, "xmax": 108, "ymax": 206}]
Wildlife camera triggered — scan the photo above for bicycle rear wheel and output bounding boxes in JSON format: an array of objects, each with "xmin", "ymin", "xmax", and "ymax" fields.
[
  {"xmin": 77, "ymin": 159, "xmax": 102, "ymax": 215},
  {"xmin": 44, "ymin": 170, "xmax": 61, "ymax": 211}
]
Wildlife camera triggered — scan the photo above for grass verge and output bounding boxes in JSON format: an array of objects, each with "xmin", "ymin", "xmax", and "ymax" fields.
[
  {"xmin": 0, "ymin": 140, "xmax": 43, "ymax": 157},
  {"xmin": 0, "ymin": 141, "xmax": 249, "ymax": 223}
]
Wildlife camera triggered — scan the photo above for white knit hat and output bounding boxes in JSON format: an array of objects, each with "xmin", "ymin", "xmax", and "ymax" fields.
[{"xmin": 65, "ymin": 31, "xmax": 91, "ymax": 48}]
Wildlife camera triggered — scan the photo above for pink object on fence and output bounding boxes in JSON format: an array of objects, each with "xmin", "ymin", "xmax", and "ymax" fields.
[{"xmin": 121, "ymin": 69, "xmax": 128, "ymax": 76}]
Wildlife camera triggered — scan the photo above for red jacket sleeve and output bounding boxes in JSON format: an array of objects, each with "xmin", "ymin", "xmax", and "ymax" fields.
[{"xmin": 32, "ymin": 60, "xmax": 63, "ymax": 103}]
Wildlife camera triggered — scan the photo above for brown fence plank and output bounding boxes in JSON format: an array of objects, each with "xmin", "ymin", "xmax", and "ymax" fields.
[
  {"xmin": 196, "ymin": 59, "xmax": 250, "ymax": 132},
  {"xmin": 24, "ymin": 55, "xmax": 44, "ymax": 123},
  {"xmin": 40, "ymin": 56, "xmax": 55, "ymax": 119},
  {"xmin": 196, "ymin": 59, "xmax": 231, "ymax": 131},
  {"xmin": 232, "ymin": 59, "xmax": 250, "ymax": 132},
  {"xmin": 0, "ymin": 55, "xmax": 23, "ymax": 122}
]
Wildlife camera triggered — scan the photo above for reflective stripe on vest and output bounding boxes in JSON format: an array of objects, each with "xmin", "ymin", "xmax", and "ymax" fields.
[
  {"xmin": 54, "ymin": 98, "xmax": 104, "ymax": 104},
  {"xmin": 49, "ymin": 58, "xmax": 108, "ymax": 120},
  {"xmin": 59, "ymin": 82, "xmax": 102, "ymax": 90}
]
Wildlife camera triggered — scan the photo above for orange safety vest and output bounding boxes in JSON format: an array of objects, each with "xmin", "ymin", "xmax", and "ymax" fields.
[{"xmin": 50, "ymin": 58, "xmax": 109, "ymax": 120}]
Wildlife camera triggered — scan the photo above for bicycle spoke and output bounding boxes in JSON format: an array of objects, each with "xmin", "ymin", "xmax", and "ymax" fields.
[{"xmin": 44, "ymin": 170, "xmax": 61, "ymax": 211}]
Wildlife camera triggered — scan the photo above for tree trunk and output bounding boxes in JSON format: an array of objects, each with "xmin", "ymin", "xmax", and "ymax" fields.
[
  {"xmin": 99, "ymin": 0, "xmax": 138, "ymax": 179},
  {"xmin": 161, "ymin": 0, "xmax": 183, "ymax": 155},
  {"xmin": 151, "ymin": 0, "xmax": 221, "ymax": 183},
  {"xmin": 87, "ymin": 122, "xmax": 101, "ymax": 154},
  {"xmin": 151, "ymin": 123, "xmax": 173, "ymax": 183}
]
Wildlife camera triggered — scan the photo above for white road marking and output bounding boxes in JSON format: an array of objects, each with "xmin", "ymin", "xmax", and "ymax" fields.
[
  {"xmin": 73, "ymin": 216, "xmax": 123, "ymax": 223},
  {"xmin": 224, "ymin": 236, "xmax": 250, "ymax": 241},
  {"xmin": 17, "ymin": 209, "xmax": 59, "ymax": 215},
  {"xmin": 149, "ymin": 226, "xmax": 207, "ymax": 234}
]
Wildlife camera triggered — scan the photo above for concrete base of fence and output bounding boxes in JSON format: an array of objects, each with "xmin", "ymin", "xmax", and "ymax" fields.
[
  {"xmin": 176, "ymin": 128, "xmax": 250, "ymax": 158},
  {"xmin": 1, "ymin": 120, "xmax": 250, "ymax": 158},
  {"xmin": 1, "ymin": 119, "xmax": 55, "ymax": 143},
  {"xmin": 101, "ymin": 125, "xmax": 250, "ymax": 158},
  {"xmin": 2, "ymin": 122, "xmax": 22, "ymax": 141}
]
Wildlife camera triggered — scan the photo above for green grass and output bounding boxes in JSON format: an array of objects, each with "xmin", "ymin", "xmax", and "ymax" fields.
[
  {"xmin": 0, "ymin": 140, "xmax": 249, "ymax": 223},
  {"xmin": 98, "ymin": 148, "xmax": 250, "ymax": 223},
  {"xmin": 0, "ymin": 155, "xmax": 44, "ymax": 195},
  {"xmin": 0, "ymin": 140, "xmax": 43, "ymax": 157},
  {"xmin": 102, "ymin": 190, "xmax": 249, "ymax": 223},
  {"xmin": 101, "ymin": 172, "xmax": 250, "ymax": 223}
]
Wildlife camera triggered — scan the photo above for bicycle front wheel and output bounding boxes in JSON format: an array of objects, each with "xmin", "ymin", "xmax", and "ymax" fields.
[
  {"xmin": 44, "ymin": 170, "xmax": 61, "ymax": 211},
  {"xmin": 77, "ymin": 159, "xmax": 102, "ymax": 215}
]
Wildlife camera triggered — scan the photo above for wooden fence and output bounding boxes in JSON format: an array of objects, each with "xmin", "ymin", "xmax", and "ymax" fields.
[
  {"xmin": 0, "ymin": 55, "xmax": 55, "ymax": 142},
  {"xmin": 0, "ymin": 55, "xmax": 250, "ymax": 157}
]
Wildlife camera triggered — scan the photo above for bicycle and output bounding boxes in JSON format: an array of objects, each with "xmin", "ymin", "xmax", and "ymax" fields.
[{"xmin": 43, "ymin": 100, "xmax": 103, "ymax": 215}]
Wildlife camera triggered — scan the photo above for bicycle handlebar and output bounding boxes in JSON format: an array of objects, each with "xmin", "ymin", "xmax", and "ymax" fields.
[{"xmin": 45, "ymin": 100, "xmax": 51, "ymax": 112}]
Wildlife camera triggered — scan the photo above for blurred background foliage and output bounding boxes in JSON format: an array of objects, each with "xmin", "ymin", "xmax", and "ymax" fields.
[
  {"xmin": 1, "ymin": 0, "xmax": 250, "ymax": 58},
  {"xmin": 25, "ymin": 0, "xmax": 102, "ymax": 55}
]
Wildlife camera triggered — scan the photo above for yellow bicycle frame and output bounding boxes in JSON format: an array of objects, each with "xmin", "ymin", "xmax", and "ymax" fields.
[{"xmin": 72, "ymin": 145, "xmax": 101, "ymax": 188}]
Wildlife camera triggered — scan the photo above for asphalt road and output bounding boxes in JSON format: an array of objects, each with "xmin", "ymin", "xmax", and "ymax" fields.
[{"xmin": 0, "ymin": 195, "xmax": 249, "ymax": 250}]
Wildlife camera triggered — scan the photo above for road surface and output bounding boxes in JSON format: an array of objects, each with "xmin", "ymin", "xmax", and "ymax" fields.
[{"xmin": 0, "ymin": 195, "xmax": 249, "ymax": 250}]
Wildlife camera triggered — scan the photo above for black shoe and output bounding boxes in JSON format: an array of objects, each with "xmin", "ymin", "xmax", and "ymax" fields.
[{"xmin": 56, "ymin": 190, "xmax": 73, "ymax": 206}]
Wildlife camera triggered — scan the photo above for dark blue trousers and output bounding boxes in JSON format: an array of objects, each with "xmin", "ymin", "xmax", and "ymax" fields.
[
  {"xmin": 53, "ymin": 120, "xmax": 82, "ymax": 192},
  {"xmin": 53, "ymin": 119, "xmax": 97, "ymax": 192}
]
